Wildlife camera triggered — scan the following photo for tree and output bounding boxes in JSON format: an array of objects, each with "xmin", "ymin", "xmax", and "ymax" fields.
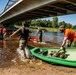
[
  {"xmin": 58, "ymin": 21, "xmax": 66, "ymax": 28},
  {"xmin": 25, "ymin": 20, "xmax": 31, "ymax": 27},
  {"xmin": 15, "ymin": 21, "xmax": 22, "ymax": 26},
  {"xmin": 36, "ymin": 20, "xmax": 41, "ymax": 27},
  {"xmin": 47, "ymin": 20, "xmax": 52, "ymax": 27},
  {"xmin": 31, "ymin": 20, "xmax": 36, "ymax": 26},
  {"xmin": 52, "ymin": 16, "xmax": 58, "ymax": 28},
  {"xmin": 72, "ymin": 25, "xmax": 76, "ymax": 29},
  {"xmin": 66, "ymin": 23, "xmax": 72, "ymax": 28},
  {"xmin": 41, "ymin": 20, "xmax": 47, "ymax": 27}
]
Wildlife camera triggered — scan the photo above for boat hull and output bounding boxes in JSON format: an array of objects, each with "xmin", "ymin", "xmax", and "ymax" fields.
[{"xmin": 30, "ymin": 47, "xmax": 76, "ymax": 67}]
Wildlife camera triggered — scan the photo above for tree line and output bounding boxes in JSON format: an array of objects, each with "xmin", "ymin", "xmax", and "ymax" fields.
[{"xmin": 15, "ymin": 16, "xmax": 76, "ymax": 29}]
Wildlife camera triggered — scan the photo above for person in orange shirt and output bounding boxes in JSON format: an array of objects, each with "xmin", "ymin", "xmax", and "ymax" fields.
[
  {"xmin": 2, "ymin": 27, "xmax": 7, "ymax": 40},
  {"xmin": 59, "ymin": 25, "xmax": 76, "ymax": 50}
]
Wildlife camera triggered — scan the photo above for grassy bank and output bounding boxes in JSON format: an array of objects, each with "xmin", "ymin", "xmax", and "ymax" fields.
[
  {"xmin": 30, "ymin": 26, "xmax": 59, "ymax": 32},
  {"xmin": 15, "ymin": 25, "xmax": 76, "ymax": 32},
  {"xmin": 30, "ymin": 26, "xmax": 76, "ymax": 32}
]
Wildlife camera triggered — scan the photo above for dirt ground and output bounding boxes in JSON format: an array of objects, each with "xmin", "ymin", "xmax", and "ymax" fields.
[{"xmin": 0, "ymin": 37, "xmax": 76, "ymax": 75}]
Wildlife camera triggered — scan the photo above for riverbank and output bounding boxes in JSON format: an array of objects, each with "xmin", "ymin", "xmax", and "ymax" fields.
[
  {"xmin": 0, "ymin": 38, "xmax": 76, "ymax": 75},
  {"xmin": 14, "ymin": 25, "xmax": 76, "ymax": 32},
  {"xmin": 30, "ymin": 27, "xmax": 76, "ymax": 33},
  {"xmin": 30, "ymin": 27, "xmax": 59, "ymax": 32}
]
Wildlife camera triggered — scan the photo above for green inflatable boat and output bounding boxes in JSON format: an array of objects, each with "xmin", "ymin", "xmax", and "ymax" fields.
[{"xmin": 30, "ymin": 47, "xmax": 76, "ymax": 67}]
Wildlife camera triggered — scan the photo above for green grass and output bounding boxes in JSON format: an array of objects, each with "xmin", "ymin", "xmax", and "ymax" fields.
[
  {"xmin": 30, "ymin": 26, "xmax": 59, "ymax": 32},
  {"xmin": 14, "ymin": 25, "xmax": 76, "ymax": 32}
]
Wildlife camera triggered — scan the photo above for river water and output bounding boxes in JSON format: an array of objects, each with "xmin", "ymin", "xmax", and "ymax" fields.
[
  {"xmin": 0, "ymin": 32, "xmax": 64, "ymax": 67},
  {"xmin": 31, "ymin": 32, "xmax": 64, "ymax": 45}
]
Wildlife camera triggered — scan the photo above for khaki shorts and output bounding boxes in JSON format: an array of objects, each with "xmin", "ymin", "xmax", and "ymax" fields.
[{"xmin": 19, "ymin": 40, "xmax": 27, "ymax": 48}]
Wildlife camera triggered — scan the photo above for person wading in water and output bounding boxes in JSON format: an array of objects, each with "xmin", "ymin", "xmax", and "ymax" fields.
[
  {"xmin": 36, "ymin": 28, "xmax": 44, "ymax": 42},
  {"xmin": 10, "ymin": 22, "xmax": 31, "ymax": 62}
]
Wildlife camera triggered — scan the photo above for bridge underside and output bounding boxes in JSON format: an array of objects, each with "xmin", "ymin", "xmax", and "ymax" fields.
[{"xmin": 0, "ymin": 0, "xmax": 76, "ymax": 26}]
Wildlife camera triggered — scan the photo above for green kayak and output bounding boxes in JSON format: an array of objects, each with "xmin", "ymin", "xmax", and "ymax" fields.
[{"xmin": 30, "ymin": 47, "xmax": 76, "ymax": 67}]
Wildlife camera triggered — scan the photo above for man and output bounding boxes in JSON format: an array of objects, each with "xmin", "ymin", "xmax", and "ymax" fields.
[
  {"xmin": 59, "ymin": 25, "xmax": 76, "ymax": 50},
  {"xmin": 0, "ymin": 27, "xmax": 3, "ymax": 40},
  {"xmin": 36, "ymin": 28, "xmax": 44, "ymax": 42},
  {"xmin": 3, "ymin": 27, "xmax": 7, "ymax": 40},
  {"xmin": 10, "ymin": 22, "xmax": 31, "ymax": 61},
  {"xmin": 0, "ymin": 27, "xmax": 7, "ymax": 49}
]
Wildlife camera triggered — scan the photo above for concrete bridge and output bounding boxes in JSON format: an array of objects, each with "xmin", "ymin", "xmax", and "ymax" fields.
[{"xmin": 0, "ymin": 0, "xmax": 76, "ymax": 26}]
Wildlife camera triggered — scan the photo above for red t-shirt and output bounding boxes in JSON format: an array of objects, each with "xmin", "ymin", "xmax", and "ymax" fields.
[
  {"xmin": 64, "ymin": 29, "xmax": 76, "ymax": 41},
  {"xmin": 0, "ymin": 28, "xmax": 2, "ymax": 31},
  {"xmin": 3, "ymin": 28, "xmax": 7, "ymax": 34},
  {"xmin": 0, "ymin": 28, "xmax": 2, "ymax": 33}
]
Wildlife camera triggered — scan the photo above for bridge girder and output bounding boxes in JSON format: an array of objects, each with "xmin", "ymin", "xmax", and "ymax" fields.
[{"xmin": 0, "ymin": 0, "xmax": 76, "ymax": 26}]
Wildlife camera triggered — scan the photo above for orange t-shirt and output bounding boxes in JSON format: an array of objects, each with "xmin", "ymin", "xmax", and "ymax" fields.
[{"xmin": 64, "ymin": 29, "xmax": 76, "ymax": 41}]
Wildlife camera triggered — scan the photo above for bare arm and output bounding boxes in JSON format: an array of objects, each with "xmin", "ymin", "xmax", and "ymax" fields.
[
  {"xmin": 61, "ymin": 37, "xmax": 68, "ymax": 47},
  {"xmin": 10, "ymin": 28, "xmax": 21, "ymax": 37}
]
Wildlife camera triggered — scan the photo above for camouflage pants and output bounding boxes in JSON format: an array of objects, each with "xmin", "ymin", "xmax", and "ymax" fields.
[{"xmin": 19, "ymin": 39, "xmax": 31, "ymax": 59}]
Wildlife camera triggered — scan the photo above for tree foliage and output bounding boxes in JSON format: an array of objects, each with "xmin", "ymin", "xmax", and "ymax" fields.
[
  {"xmin": 14, "ymin": 16, "xmax": 76, "ymax": 29},
  {"xmin": 52, "ymin": 16, "xmax": 58, "ymax": 28}
]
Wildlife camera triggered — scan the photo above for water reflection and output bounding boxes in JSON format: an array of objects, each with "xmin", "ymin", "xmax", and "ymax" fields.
[
  {"xmin": 3, "ymin": 40, "xmax": 7, "ymax": 49},
  {"xmin": 0, "ymin": 39, "xmax": 18, "ymax": 67},
  {"xmin": 0, "ymin": 40, "xmax": 10, "ymax": 61},
  {"xmin": 0, "ymin": 40, "xmax": 7, "ymax": 49}
]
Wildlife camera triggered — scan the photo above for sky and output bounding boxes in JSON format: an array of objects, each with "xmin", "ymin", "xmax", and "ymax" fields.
[
  {"xmin": 41, "ymin": 14, "xmax": 76, "ymax": 25},
  {"xmin": 0, "ymin": 0, "xmax": 76, "ymax": 25},
  {"xmin": 0, "ymin": 0, "xmax": 8, "ymax": 14}
]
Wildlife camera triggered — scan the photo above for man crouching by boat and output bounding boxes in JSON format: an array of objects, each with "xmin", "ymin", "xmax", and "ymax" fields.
[
  {"xmin": 59, "ymin": 25, "xmax": 76, "ymax": 51},
  {"xmin": 10, "ymin": 22, "xmax": 31, "ymax": 62}
]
